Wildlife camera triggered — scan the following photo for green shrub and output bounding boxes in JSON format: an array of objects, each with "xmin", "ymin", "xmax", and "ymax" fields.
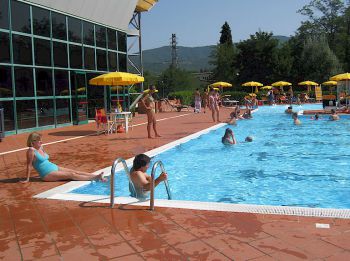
[{"xmin": 168, "ymin": 91, "xmax": 194, "ymax": 105}]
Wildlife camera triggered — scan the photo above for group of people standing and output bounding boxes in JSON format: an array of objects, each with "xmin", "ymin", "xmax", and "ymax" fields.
[{"xmin": 194, "ymin": 87, "xmax": 221, "ymax": 122}]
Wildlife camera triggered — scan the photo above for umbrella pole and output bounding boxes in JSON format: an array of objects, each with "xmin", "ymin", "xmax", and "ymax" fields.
[{"xmin": 104, "ymin": 86, "xmax": 107, "ymax": 113}]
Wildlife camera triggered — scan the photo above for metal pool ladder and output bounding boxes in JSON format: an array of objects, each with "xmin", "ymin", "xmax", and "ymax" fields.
[
  {"xmin": 110, "ymin": 158, "xmax": 172, "ymax": 210},
  {"xmin": 150, "ymin": 160, "xmax": 172, "ymax": 210}
]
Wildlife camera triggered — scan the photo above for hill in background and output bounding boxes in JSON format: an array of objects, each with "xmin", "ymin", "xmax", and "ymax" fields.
[{"xmin": 140, "ymin": 35, "xmax": 289, "ymax": 74}]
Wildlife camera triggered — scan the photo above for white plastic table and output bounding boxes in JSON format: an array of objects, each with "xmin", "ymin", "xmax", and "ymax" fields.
[{"xmin": 109, "ymin": 112, "xmax": 132, "ymax": 133}]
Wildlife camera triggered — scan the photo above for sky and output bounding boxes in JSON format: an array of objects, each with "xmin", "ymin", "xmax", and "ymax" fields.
[{"xmin": 141, "ymin": 0, "xmax": 311, "ymax": 50}]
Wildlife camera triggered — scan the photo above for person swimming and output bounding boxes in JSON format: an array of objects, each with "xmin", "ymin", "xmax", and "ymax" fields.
[
  {"xmin": 329, "ymin": 109, "xmax": 340, "ymax": 121},
  {"xmin": 292, "ymin": 112, "xmax": 301, "ymax": 125},
  {"xmin": 222, "ymin": 128, "xmax": 236, "ymax": 145},
  {"xmin": 245, "ymin": 136, "xmax": 253, "ymax": 142},
  {"xmin": 285, "ymin": 106, "xmax": 293, "ymax": 114},
  {"xmin": 311, "ymin": 113, "xmax": 320, "ymax": 120}
]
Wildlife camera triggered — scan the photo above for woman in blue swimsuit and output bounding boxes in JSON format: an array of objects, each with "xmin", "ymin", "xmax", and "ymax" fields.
[{"xmin": 22, "ymin": 132, "xmax": 105, "ymax": 183}]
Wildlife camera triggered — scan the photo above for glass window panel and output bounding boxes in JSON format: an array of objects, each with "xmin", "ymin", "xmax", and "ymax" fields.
[
  {"xmin": 68, "ymin": 17, "xmax": 81, "ymax": 43},
  {"xmin": 37, "ymin": 99, "xmax": 54, "ymax": 126},
  {"xmin": 108, "ymin": 51, "xmax": 117, "ymax": 72},
  {"xmin": 56, "ymin": 98, "xmax": 71, "ymax": 124},
  {"xmin": 12, "ymin": 34, "xmax": 32, "ymax": 65},
  {"xmin": 11, "ymin": 0, "xmax": 31, "ymax": 33},
  {"xmin": 0, "ymin": 0, "xmax": 9, "ymax": 29},
  {"xmin": 96, "ymin": 49, "xmax": 107, "ymax": 71},
  {"xmin": 14, "ymin": 67, "xmax": 34, "ymax": 97},
  {"xmin": 69, "ymin": 44, "xmax": 82, "ymax": 69},
  {"xmin": 53, "ymin": 41, "xmax": 68, "ymax": 68},
  {"xmin": 32, "ymin": 6, "xmax": 50, "ymax": 37},
  {"xmin": 118, "ymin": 32, "xmax": 127, "ymax": 52},
  {"xmin": 83, "ymin": 21, "xmax": 94, "ymax": 46},
  {"xmin": 54, "ymin": 70, "xmax": 69, "ymax": 96},
  {"xmin": 118, "ymin": 53, "xmax": 127, "ymax": 72},
  {"xmin": 0, "ymin": 66, "xmax": 12, "ymax": 97},
  {"xmin": 51, "ymin": 12, "xmax": 66, "ymax": 40},
  {"xmin": 0, "ymin": 32, "xmax": 10, "ymax": 63},
  {"xmin": 95, "ymin": 25, "xmax": 106, "ymax": 48},
  {"xmin": 36, "ymin": 69, "xmax": 53, "ymax": 96},
  {"xmin": 16, "ymin": 100, "xmax": 36, "ymax": 129},
  {"xmin": 84, "ymin": 47, "xmax": 95, "ymax": 70},
  {"xmin": 0, "ymin": 100, "xmax": 15, "ymax": 131},
  {"xmin": 107, "ymin": 29, "xmax": 116, "ymax": 50},
  {"xmin": 34, "ymin": 38, "xmax": 51, "ymax": 66}
]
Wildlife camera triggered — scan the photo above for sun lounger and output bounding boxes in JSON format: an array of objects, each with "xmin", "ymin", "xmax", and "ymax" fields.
[
  {"xmin": 164, "ymin": 99, "xmax": 190, "ymax": 112},
  {"xmin": 222, "ymin": 98, "xmax": 239, "ymax": 107}
]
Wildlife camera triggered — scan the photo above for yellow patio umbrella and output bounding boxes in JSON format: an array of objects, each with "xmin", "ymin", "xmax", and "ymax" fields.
[
  {"xmin": 143, "ymin": 89, "xmax": 159, "ymax": 93},
  {"xmin": 330, "ymin": 73, "xmax": 350, "ymax": 106},
  {"xmin": 298, "ymin": 81, "xmax": 318, "ymax": 93},
  {"xmin": 322, "ymin": 81, "xmax": 337, "ymax": 86},
  {"xmin": 0, "ymin": 87, "xmax": 12, "ymax": 94},
  {"xmin": 261, "ymin": 86, "xmax": 272, "ymax": 90},
  {"xmin": 298, "ymin": 81, "xmax": 318, "ymax": 86},
  {"xmin": 209, "ymin": 82, "xmax": 232, "ymax": 88},
  {"xmin": 77, "ymin": 87, "xmax": 86, "ymax": 93},
  {"xmin": 242, "ymin": 81, "xmax": 263, "ymax": 93},
  {"xmin": 322, "ymin": 81, "xmax": 337, "ymax": 94},
  {"xmin": 330, "ymin": 73, "xmax": 350, "ymax": 81},
  {"xmin": 271, "ymin": 81, "xmax": 292, "ymax": 87},
  {"xmin": 89, "ymin": 72, "xmax": 144, "ymax": 112},
  {"xmin": 242, "ymin": 81, "xmax": 263, "ymax": 87},
  {"xmin": 89, "ymin": 72, "xmax": 144, "ymax": 86},
  {"xmin": 271, "ymin": 81, "xmax": 292, "ymax": 92}
]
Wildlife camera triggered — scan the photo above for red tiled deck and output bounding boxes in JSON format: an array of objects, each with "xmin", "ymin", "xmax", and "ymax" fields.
[{"xmin": 1, "ymin": 109, "xmax": 350, "ymax": 260}]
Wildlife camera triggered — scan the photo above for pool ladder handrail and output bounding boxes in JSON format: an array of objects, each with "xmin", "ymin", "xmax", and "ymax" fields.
[
  {"xmin": 150, "ymin": 160, "xmax": 172, "ymax": 210},
  {"xmin": 110, "ymin": 157, "xmax": 137, "ymax": 208}
]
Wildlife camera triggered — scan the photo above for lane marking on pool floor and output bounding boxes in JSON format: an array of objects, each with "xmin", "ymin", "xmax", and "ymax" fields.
[{"xmin": 0, "ymin": 113, "xmax": 193, "ymax": 156}]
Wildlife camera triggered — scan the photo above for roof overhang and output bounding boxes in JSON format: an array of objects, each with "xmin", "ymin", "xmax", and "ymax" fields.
[{"xmin": 136, "ymin": 0, "xmax": 158, "ymax": 12}]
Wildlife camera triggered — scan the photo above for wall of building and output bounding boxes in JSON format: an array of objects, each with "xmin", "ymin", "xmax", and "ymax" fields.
[
  {"xmin": 0, "ymin": 0, "xmax": 130, "ymax": 134},
  {"xmin": 25, "ymin": 0, "xmax": 138, "ymax": 31}
]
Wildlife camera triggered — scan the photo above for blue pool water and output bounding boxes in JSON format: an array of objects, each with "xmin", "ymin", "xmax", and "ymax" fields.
[{"xmin": 72, "ymin": 104, "xmax": 350, "ymax": 209}]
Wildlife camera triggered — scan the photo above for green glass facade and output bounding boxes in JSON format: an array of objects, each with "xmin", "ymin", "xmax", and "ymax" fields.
[{"xmin": 0, "ymin": 0, "xmax": 129, "ymax": 135}]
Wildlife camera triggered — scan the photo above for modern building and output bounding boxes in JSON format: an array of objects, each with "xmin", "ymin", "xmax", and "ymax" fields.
[{"xmin": 0, "ymin": 0, "xmax": 157, "ymax": 135}]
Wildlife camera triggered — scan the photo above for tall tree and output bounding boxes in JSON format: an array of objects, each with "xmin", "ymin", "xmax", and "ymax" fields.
[
  {"xmin": 210, "ymin": 22, "xmax": 237, "ymax": 83},
  {"xmin": 298, "ymin": 0, "xmax": 345, "ymax": 49},
  {"xmin": 219, "ymin": 21, "xmax": 233, "ymax": 45},
  {"xmin": 300, "ymin": 35, "xmax": 342, "ymax": 82},
  {"xmin": 235, "ymin": 31, "xmax": 279, "ymax": 84}
]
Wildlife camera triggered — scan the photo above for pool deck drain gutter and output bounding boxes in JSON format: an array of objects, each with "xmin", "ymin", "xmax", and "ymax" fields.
[{"xmin": 34, "ymin": 121, "xmax": 350, "ymax": 219}]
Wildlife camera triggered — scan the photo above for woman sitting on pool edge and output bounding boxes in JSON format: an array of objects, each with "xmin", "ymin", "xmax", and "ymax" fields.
[
  {"xmin": 22, "ymin": 132, "xmax": 106, "ymax": 183},
  {"xmin": 130, "ymin": 154, "xmax": 168, "ymax": 199},
  {"xmin": 222, "ymin": 128, "xmax": 237, "ymax": 145}
]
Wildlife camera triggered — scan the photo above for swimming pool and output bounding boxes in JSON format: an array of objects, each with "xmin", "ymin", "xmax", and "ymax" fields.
[{"xmin": 71, "ymin": 104, "xmax": 350, "ymax": 209}]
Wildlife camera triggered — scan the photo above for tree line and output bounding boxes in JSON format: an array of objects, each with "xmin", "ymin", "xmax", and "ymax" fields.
[
  {"xmin": 144, "ymin": 0, "xmax": 350, "ymax": 97},
  {"xmin": 211, "ymin": 0, "xmax": 350, "ymax": 87}
]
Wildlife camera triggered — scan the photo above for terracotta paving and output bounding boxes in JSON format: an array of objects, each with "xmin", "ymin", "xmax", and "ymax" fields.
[{"xmin": 0, "ymin": 108, "xmax": 350, "ymax": 260}]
